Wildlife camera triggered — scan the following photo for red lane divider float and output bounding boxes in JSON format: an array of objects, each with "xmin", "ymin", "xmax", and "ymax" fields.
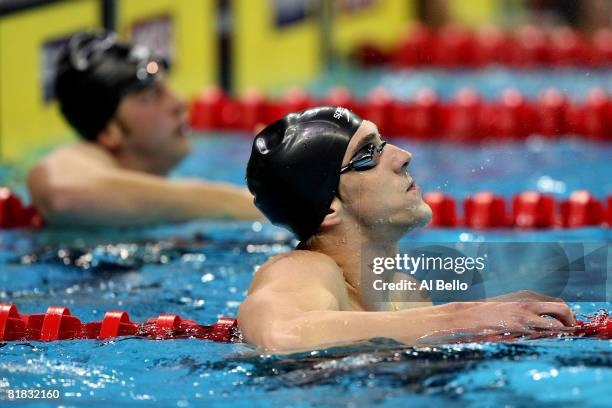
[
  {"xmin": 0, "ymin": 187, "xmax": 44, "ymax": 229},
  {"xmin": 0, "ymin": 304, "xmax": 239, "ymax": 342},
  {"xmin": 354, "ymin": 23, "xmax": 612, "ymax": 69},
  {"xmin": 190, "ymin": 86, "xmax": 612, "ymax": 141},
  {"xmin": 0, "ymin": 187, "xmax": 609, "ymax": 230},
  {"xmin": 574, "ymin": 310, "xmax": 612, "ymax": 339},
  {"xmin": 1, "ymin": 303, "xmax": 612, "ymax": 342},
  {"xmin": 425, "ymin": 190, "xmax": 611, "ymax": 229}
]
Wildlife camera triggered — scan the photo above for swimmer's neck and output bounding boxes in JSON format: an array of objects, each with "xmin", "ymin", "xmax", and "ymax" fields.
[{"xmin": 307, "ymin": 228, "xmax": 399, "ymax": 307}]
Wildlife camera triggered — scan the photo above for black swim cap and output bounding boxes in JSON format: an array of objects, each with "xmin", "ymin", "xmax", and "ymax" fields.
[
  {"xmin": 247, "ymin": 106, "xmax": 363, "ymax": 240},
  {"xmin": 54, "ymin": 31, "xmax": 169, "ymax": 141}
]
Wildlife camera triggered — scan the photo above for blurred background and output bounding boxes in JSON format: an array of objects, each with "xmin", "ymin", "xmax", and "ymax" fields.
[
  {"xmin": 0, "ymin": 4, "xmax": 611, "ymax": 404},
  {"xmin": 1, "ymin": 0, "xmax": 611, "ymax": 162}
]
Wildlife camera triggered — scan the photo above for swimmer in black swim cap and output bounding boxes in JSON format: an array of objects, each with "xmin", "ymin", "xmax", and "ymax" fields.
[
  {"xmin": 247, "ymin": 106, "xmax": 431, "ymax": 242},
  {"xmin": 27, "ymin": 31, "xmax": 261, "ymax": 227},
  {"xmin": 55, "ymin": 31, "xmax": 170, "ymax": 141},
  {"xmin": 239, "ymin": 107, "xmax": 576, "ymax": 352},
  {"xmin": 247, "ymin": 106, "xmax": 362, "ymax": 240},
  {"xmin": 51, "ymin": 31, "xmax": 192, "ymax": 174}
]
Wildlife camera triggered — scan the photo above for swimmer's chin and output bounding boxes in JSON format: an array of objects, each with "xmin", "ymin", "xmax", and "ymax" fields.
[
  {"xmin": 422, "ymin": 202, "xmax": 433, "ymax": 224},
  {"xmin": 412, "ymin": 202, "xmax": 433, "ymax": 229}
]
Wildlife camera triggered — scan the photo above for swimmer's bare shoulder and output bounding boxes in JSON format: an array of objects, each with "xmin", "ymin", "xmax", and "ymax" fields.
[
  {"xmin": 27, "ymin": 142, "xmax": 261, "ymax": 226},
  {"xmin": 238, "ymin": 250, "xmax": 354, "ymax": 346},
  {"xmin": 27, "ymin": 143, "xmax": 118, "ymax": 220},
  {"xmin": 246, "ymin": 250, "xmax": 349, "ymax": 301},
  {"xmin": 30, "ymin": 143, "xmax": 119, "ymax": 191},
  {"xmin": 31, "ymin": 143, "xmax": 118, "ymax": 180}
]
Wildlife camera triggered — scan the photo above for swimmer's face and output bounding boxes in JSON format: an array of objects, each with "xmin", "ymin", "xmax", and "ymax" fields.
[
  {"xmin": 338, "ymin": 120, "xmax": 431, "ymax": 236},
  {"xmin": 111, "ymin": 75, "xmax": 191, "ymax": 175}
]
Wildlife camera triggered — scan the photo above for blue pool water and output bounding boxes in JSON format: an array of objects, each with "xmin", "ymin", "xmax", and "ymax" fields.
[
  {"xmin": 0, "ymin": 133, "xmax": 610, "ymax": 407},
  {"xmin": 312, "ymin": 66, "xmax": 612, "ymax": 101}
]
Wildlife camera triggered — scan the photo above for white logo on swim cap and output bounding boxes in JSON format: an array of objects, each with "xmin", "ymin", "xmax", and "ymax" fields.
[{"xmin": 333, "ymin": 107, "xmax": 350, "ymax": 122}]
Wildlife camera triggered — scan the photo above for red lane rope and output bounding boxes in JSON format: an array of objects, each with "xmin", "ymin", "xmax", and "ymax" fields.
[
  {"xmin": 1, "ymin": 188, "xmax": 610, "ymax": 230},
  {"xmin": 425, "ymin": 190, "xmax": 612, "ymax": 229},
  {"xmin": 0, "ymin": 188, "xmax": 43, "ymax": 229},
  {"xmin": 0, "ymin": 304, "xmax": 239, "ymax": 342},
  {"xmin": 354, "ymin": 23, "xmax": 612, "ymax": 69},
  {"xmin": 190, "ymin": 86, "xmax": 612, "ymax": 141},
  {"xmin": 574, "ymin": 310, "xmax": 612, "ymax": 338},
  {"xmin": 1, "ymin": 303, "xmax": 611, "ymax": 342}
]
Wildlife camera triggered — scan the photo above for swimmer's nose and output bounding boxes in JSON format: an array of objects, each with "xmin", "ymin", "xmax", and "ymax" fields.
[{"xmin": 389, "ymin": 145, "xmax": 412, "ymax": 174}]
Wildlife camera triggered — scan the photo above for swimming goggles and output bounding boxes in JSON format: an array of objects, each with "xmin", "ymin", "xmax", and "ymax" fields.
[
  {"xmin": 68, "ymin": 31, "xmax": 119, "ymax": 71},
  {"xmin": 340, "ymin": 141, "xmax": 387, "ymax": 174},
  {"xmin": 67, "ymin": 31, "xmax": 168, "ymax": 88}
]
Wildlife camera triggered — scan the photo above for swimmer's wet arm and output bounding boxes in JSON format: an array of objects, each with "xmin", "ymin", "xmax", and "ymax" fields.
[
  {"xmin": 28, "ymin": 165, "xmax": 262, "ymax": 226},
  {"xmin": 237, "ymin": 253, "xmax": 457, "ymax": 352},
  {"xmin": 240, "ymin": 299, "xmax": 455, "ymax": 352}
]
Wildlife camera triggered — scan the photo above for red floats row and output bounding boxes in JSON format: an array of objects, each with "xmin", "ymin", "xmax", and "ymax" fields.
[
  {"xmin": 424, "ymin": 191, "xmax": 611, "ymax": 229},
  {"xmin": 356, "ymin": 24, "xmax": 612, "ymax": 69},
  {"xmin": 575, "ymin": 311, "xmax": 612, "ymax": 339},
  {"xmin": 0, "ymin": 188, "xmax": 43, "ymax": 229},
  {"xmin": 0, "ymin": 303, "xmax": 239, "ymax": 342},
  {"xmin": 190, "ymin": 86, "xmax": 612, "ymax": 141},
  {"xmin": 191, "ymin": 87, "xmax": 310, "ymax": 133},
  {"xmin": 1, "ymin": 186, "xmax": 607, "ymax": 231},
  {"xmin": 2, "ymin": 303, "xmax": 611, "ymax": 342}
]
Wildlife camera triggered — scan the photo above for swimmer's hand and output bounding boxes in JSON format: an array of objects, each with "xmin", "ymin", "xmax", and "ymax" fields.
[{"xmin": 438, "ymin": 290, "xmax": 576, "ymax": 338}]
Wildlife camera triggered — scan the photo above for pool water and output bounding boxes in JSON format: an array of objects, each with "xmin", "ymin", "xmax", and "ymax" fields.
[
  {"xmin": 311, "ymin": 66, "xmax": 612, "ymax": 101},
  {"xmin": 0, "ymin": 132, "xmax": 610, "ymax": 407}
]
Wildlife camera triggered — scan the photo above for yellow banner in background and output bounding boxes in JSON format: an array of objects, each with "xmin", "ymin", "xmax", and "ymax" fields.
[
  {"xmin": 117, "ymin": 0, "xmax": 216, "ymax": 100},
  {"xmin": 0, "ymin": 0, "xmax": 100, "ymax": 162},
  {"xmin": 232, "ymin": 0, "xmax": 321, "ymax": 94},
  {"xmin": 333, "ymin": 0, "xmax": 414, "ymax": 55},
  {"xmin": 231, "ymin": 0, "xmax": 415, "ymax": 94},
  {"xmin": 449, "ymin": 0, "xmax": 501, "ymax": 27}
]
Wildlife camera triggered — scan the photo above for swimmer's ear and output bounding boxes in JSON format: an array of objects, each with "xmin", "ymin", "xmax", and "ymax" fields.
[
  {"xmin": 320, "ymin": 197, "xmax": 343, "ymax": 229},
  {"xmin": 97, "ymin": 122, "xmax": 124, "ymax": 152}
]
